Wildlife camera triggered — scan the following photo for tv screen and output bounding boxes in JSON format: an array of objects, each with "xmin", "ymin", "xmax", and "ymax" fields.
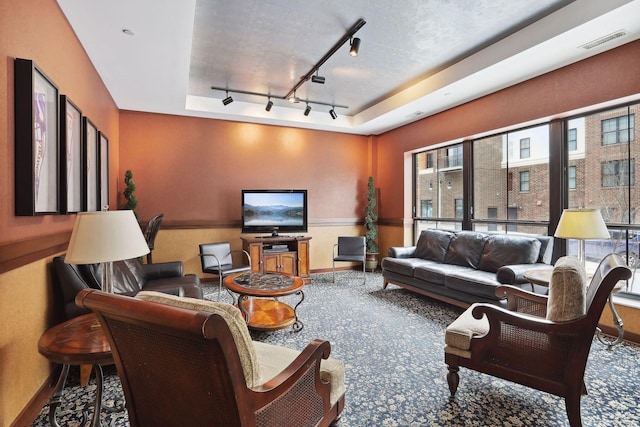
[{"xmin": 242, "ymin": 190, "xmax": 308, "ymax": 236}]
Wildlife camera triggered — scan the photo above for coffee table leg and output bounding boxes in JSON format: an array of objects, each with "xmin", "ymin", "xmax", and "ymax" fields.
[
  {"xmin": 596, "ymin": 296, "xmax": 624, "ymax": 350},
  {"xmin": 292, "ymin": 290, "xmax": 305, "ymax": 332},
  {"xmin": 238, "ymin": 295, "xmax": 250, "ymax": 324},
  {"xmin": 48, "ymin": 364, "xmax": 70, "ymax": 427}
]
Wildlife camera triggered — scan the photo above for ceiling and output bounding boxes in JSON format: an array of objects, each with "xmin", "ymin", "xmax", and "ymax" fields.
[{"xmin": 56, "ymin": 0, "xmax": 640, "ymax": 136}]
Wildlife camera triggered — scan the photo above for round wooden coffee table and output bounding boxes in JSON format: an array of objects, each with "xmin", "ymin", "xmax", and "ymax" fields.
[{"xmin": 223, "ymin": 272, "xmax": 305, "ymax": 331}]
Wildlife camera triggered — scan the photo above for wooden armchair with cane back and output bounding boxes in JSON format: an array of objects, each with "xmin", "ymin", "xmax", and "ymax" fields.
[
  {"xmin": 76, "ymin": 289, "xmax": 345, "ymax": 427},
  {"xmin": 444, "ymin": 253, "xmax": 631, "ymax": 427}
]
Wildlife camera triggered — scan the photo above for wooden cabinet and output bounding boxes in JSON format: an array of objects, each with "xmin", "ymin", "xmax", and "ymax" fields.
[{"xmin": 241, "ymin": 236, "xmax": 311, "ymax": 282}]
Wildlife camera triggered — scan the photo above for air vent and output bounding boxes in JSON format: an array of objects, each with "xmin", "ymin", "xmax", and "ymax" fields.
[{"xmin": 580, "ymin": 30, "xmax": 627, "ymax": 50}]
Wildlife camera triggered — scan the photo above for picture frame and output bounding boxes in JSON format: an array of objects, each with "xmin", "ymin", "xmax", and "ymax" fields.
[
  {"xmin": 98, "ymin": 132, "xmax": 109, "ymax": 210},
  {"xmin": 59, "ymin": 95, "xmax": 84, "ymax": 214},
  {"xmin": 14, "ymin": 58, "xmax": 60, "ymax": 215},
  {"xmin": 83, "ymin": 117, "xmax": 99, "ymax": 212}
]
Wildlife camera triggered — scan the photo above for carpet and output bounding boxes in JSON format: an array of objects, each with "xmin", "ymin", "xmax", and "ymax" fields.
[{"xmin": 31, "ymin": 271, "xmax": 640, "ymax": 426}]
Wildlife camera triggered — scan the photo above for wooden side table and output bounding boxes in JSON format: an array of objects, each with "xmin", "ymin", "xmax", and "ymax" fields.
[
  {"xmin": 38, "ymin": 313, "xmax": 119, "ymax": 427},
  {"xmin": 524, "ymin": 268, "xmax": 624, "ymax": 349}
]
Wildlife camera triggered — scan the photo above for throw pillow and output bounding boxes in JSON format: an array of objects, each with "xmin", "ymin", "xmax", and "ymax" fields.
[
  {"xmin": 135, "ymin": 291, "xmax": 261, "ymax": 388},
  {"xmin": 478, "ymin": 235, "xmax": 541, "ymax": 273},
  {"xmin": 443, "ymin": 231, "xmax": 488, "ymax": 269},
  {"xmin": 415, "ymin": 229, "xmax": 455, "ymax": 263},
  {"xmin": 546, "ymin": 256, "xmax": 587, "ymax": 321}
]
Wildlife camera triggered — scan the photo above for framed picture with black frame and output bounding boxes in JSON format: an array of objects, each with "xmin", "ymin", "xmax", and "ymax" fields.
[
  {"xmin": 14, "ymin": 58, "xmax": 60, "ymax": 215},
  {"xmin": 98, "ymin": 132, "xmax": 109, "ymax": 210},
  {"xmin": 60, "ymin": 95, "xmax": 84, "ymax": 213},
  {"xmin": 83, "ymin": 117, "xmax": 99, "ymax": 212}
]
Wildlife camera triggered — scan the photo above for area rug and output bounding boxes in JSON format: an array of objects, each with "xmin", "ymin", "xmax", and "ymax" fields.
[{"xmin": 31, "ymin": 271, "xmax": 640, "ymax": 426}]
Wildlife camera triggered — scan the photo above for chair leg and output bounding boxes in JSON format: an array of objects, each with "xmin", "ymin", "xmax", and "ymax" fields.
[
  {"xmin": 565, "ymin": 392, "xmax": 583, "ymax": 427},
  {"xmin": 362, "ymin": 262, "xmax": 366, "ymax": 284},
  {"xmin": 146, "ymin": 251, "xmax": 152, "ymax": 264},
  {"xmin": 447, "ymin": 365, "xmax": 460, "ymax": 398},
  {"xmin": 332, "ymin": 260, "xmax": 336, "ymax": 283},
  {"xmin": 218, "ymin": 275, "xmax": 222, "ymax": 301}
]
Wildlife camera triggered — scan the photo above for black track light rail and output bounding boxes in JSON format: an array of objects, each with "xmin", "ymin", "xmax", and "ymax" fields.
[
  {"xmin": 283, "ymin": 18, "xmax": 366, "ymax": 100},
  {"xmin": 210, "ymin": 86, "xmax": 349, "ymax": 109}
]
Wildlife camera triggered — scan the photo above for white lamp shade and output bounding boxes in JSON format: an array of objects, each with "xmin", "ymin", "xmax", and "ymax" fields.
[
  {"xmin": 554, "ymin": 208, "xmax": 610, "ymax": 240},
  {"xmin": 65, "ymin": 210, "xmax": 150, "ymax": 264}
]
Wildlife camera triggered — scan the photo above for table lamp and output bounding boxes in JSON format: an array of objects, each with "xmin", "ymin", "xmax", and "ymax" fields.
[
  {"xmin": 65, "ymin": 210, "xmax": 150, "ymax": 293},
  {"xmin": 554, "ymin": 208, "xmax": 609, "ymax": 268}
]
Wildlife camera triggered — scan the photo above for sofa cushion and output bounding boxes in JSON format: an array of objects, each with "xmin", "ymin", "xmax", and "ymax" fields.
[
  {"xmin": 478, "ymin": 235, "xmax": 541, "ymax": 273},
  {"xmin": 415, "ymin": 229, "xmax": 455, "ymax": 262},
  {"xmin": 444, "ymin": 270, "xmax": 503, "ymax": 300},
  {"xmin": 135, "ymin": 291, "xmax": 261, "ymax": 388},
  {"xmin": 546, "ymin": 256, "xmax": 587, "ymax": 321},
  {"xmin": 443, "ymin": 231, "xmax": 488, "ymax": 269},
  {"xmin": 414, "ymin": 263, "xmax": 474, "ymax": 286},
  {"xmin": 381, "ymin": 257, "xmax": 431, "ymax": 276}
]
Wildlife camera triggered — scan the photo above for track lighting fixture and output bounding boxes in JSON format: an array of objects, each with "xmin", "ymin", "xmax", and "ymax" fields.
[
  {"xmin": 288, "ymin": 91, "xmax": 300, "ymax": 103},
  {"xmin": 222, "ymin": 91, "xmax": 233, "ymax": 105},
  {"xmin": 311, "ymin": 70, "xmax": 325, "ymax": 84},
  {"xmin": 329, "ymin": 108, "xmax": 337, "ymax": 120},
  {"xmin": 304, "ymin": 104, "xmax": 311, "ymax": 116},
  {"xmin": 349, "ymin": 37, "xmax": 361, "ymax": 57},
  {"xmin": 265, "ymin": 98, "xmax": 273, "ymax": 111}
]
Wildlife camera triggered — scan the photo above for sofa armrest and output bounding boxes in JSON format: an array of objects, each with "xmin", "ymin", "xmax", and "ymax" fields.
[
  {"xmin": 496, "ymin": 263, "xmax": 553, "ymax": 285},
  {"xmin": 388, "ymin": 246, "xmax": 416, "ymax": 258},
  {"xmin": 142, "ymin": 261, "xmax": 184, "ymax": 280}
]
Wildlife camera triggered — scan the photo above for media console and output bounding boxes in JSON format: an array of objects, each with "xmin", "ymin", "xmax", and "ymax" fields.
[{"xmin": 241, "ymin": 236, "xmax": 311, "ymax": 282}]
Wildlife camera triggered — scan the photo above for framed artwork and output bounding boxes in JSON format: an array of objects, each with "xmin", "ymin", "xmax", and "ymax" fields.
[
  {"xmin": 59, "ymin": 95, "xmax": 84, "ymax": 213},
  {"xmin": 83, "ymin": 117, "xmax": 99, "ymax": 212},
  {"xmin": 14, "ymin": 58, "xmax": 60, "ymax": 215},
  {"xmin": 98, "ymin": 132, "xmax": 109, "ymax": 210}
]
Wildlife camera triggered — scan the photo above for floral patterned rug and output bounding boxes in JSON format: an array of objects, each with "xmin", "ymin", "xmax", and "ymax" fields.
[{"xmin": 32, "ymin": 271, "xmax": 640, "ymax": 426}]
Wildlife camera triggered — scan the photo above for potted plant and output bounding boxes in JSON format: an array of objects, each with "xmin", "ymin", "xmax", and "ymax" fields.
[
  {"xmin": 364, "ymin": 176, "xmax": 379, "ymax": 271},
  {"xmin": 123, "ymin": 169, "xmax": 138, "ymax": 219}
]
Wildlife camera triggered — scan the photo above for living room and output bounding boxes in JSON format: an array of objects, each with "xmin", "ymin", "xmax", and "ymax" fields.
[{"xmin": 2, "ymin": 0, "xmax": 640, "ymax": 425}]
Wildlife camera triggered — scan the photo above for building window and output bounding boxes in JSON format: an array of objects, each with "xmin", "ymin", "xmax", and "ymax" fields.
[
  {"xmin": 568, "ymin": 128, "xmax": 577, "ymax": 151},
  {"xmin": 568, "ymin": 166, "xmax": 577, "ymax": 189},
  {"xmin": 601, "ymin": 159, "xmax": 635, "ymax": 187},
  {"xmin": 426, "ymin": 153, "xmax": 434, "ymax": 169},
  {"xmin": 520, "ymin": 138, "xmax": 530, "ymax": 159},
  {"xmin": 446, "ymin": 145, "xmax": 463, "ymax": 168},
  {"xmin": 454, "ymin": 199, "xmax": 463, "ymax": 219},
  {"xmin": 421, "ymin": 200, "xmax": 433, "ymax": 217},
  {"xmin": 519, "ymin": 171, "xmax": 530, "ymax": 192},
  {"xmin": 602, "ymin": 114, "xmax": 635, "ymax": 145}
]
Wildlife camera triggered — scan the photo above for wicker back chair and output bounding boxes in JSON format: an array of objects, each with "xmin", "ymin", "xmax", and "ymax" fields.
[
  {"xmin": 444, "ymin": 253, "xmax": 631, "ymax": 427},
  {"xmin": 76, "ymin": 289, "xmax": 345, "ymax": 427}
]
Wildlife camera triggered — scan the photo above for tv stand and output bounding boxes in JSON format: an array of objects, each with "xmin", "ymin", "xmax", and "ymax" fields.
[{"xmin": 241, "ymin": 236, "xmax": 311, "ymax": 282}]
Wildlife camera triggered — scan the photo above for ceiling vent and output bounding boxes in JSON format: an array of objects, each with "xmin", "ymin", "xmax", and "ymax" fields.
[{"xmin": 580, "ymin": 30, "xmax": 627, "ymax": 50}]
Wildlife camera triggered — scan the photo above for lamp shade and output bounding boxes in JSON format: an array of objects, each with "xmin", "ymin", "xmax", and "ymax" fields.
[
  {"xmin": 554, "ymin": 208, "xmax": 609, "ymax": 240},
  {"xmin": 65, "ymin": 210, "xmax": 150, "ymax": 264}
]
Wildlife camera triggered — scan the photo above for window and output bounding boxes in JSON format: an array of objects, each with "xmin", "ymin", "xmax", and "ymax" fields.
[
  {"xmin": 601, "ymin": 159, "xmax": 635, "ymax": 187},
  {"xmin": 520, "ymin": 138, "xmax": 530, "ymax": 159},
  {"xmin": 455, "ymin": 199, "xmax": 463, "ymax": 219},
  {"xmin": 426, "ymin": 153, "xmax": 434, "ymax": 169},
  {"xmin": 568, "ymin": 128, "xmax": 577, "ymax": 151},
  {"xmin": 421, "ymin": 200, "xmax": 433, "ymax": 217},
  {"xmin": 568, "ymin": 166, "xmax": 576, "ymax": 189},
  {"xmin": 519, "ymin": 171, "xmax": 530, "ymax": 192},
  {"xmin": 602, "ymin": 114, "xmax": 635, "ymax": 145},
  {"xmin": 446, "ymin": 145, "xmax": 463, "ymax": 168}
]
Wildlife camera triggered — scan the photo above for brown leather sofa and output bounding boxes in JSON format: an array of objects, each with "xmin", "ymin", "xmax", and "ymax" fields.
[{"xmin": 53, "ymin": 255, "xmax": 202, "ymax": 319}]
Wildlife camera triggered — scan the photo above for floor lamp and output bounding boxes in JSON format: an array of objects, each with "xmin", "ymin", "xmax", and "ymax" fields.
[
  {"xmin": 65, "ymin": 211, "xmax": 150, "ymax": 293},
  {"xmin": 554, "ymin": 208, "xmax": 609, "ymax": 270}
]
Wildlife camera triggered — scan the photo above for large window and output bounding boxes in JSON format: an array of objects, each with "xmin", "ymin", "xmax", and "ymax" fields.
[
  {"xmin": 602, "ymin": 114, "xmax": 635, "ymax": 145},
  {"xmin": 601, "ymin": 160, "xmax": 635, "ymax": 187}
]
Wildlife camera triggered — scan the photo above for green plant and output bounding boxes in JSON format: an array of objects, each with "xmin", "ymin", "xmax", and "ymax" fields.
[
  {"xmin": 123, "ymin": 169, "xmax": 138, "ymax": 218},
  {"xmin": 365, "ymin": 176, "xmax": 379, "ymax": 254}
]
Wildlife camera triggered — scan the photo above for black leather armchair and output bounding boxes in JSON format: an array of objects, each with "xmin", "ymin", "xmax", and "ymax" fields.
[{"xmin": 54, "ymin": 255, "xmax": 203, "ymax": 319}]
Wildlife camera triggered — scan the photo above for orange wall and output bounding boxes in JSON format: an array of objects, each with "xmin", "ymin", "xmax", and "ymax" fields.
[
  {"xmin": 0, "ymin": 0, "xmax": 119, "ymax": 424},
  {"xmin": 376, "ymin": 39, "xmax": 640, "ymax": 223},
  {"xmin": 118, "ymin": 111, "xmax": 370, "ymax": 223}
]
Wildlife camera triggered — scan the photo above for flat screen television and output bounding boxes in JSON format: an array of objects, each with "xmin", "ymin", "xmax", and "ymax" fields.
[{"xmin": 241, "ymin": 189, "xmax": 308, "ymax": 236}]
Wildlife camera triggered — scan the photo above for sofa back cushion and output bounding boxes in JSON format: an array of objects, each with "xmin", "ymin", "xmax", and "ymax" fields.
[
  {"xmin": 89, "ymin": 258, "xmax": 147, "ymax": 293},
  {"xmin": 546, "ymin": 256, "xmax": 587, "ymax": 321},
  {"xmin": 478, "ymin": 235, "xmax": 542, "ymax": 273},
  {"xmin": 415, "ymin": 229, "xmax": 455, "ymax": 263},
  {"xmin": 443, "ymin": 231, "xmax": 488, "ymax": 269}
]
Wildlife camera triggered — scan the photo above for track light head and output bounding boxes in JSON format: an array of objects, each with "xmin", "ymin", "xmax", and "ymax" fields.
[
  {"xmin": 288, "ymin": 92, "xmax": 300, "ymax": 103},
  {"xmin": 304, "ymin": 104, "xmax": 311, "ymax": 116},
  {"xmin": 311, "ymin": 73, "xmax": 325, "ymax": 84},
  {"xmin": 349, "ymin": 37, "xmax": 361, "ymax": 57},
  {"xmin": 265, "ymin": 99, "xmax": 273, "ymax": 111},
  {"xmin": 222, "ymin": 91, "xmax": 233, "ymax": 105},
  {"xmin": 329, "ymin": 108, "xmax": 337, "ymax": 120}
]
